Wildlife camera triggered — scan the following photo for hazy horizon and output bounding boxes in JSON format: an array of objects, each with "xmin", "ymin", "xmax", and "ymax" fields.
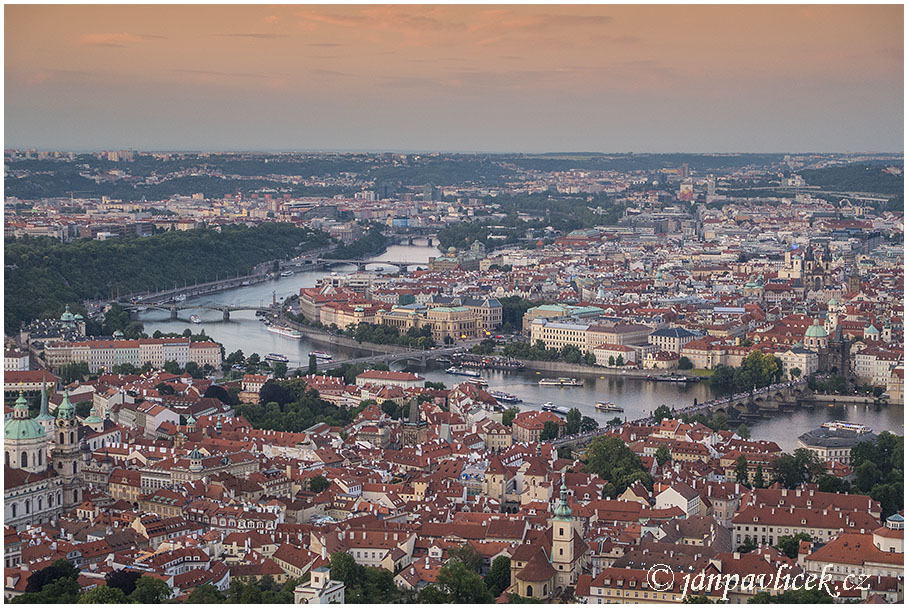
[{"xmin": 6, "ymin": 5, "xmax": 904, "ymax": 152}]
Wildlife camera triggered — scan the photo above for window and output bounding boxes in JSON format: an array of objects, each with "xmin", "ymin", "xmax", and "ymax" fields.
[{"xmin": 21, "ymin": 452, "xmax": 27, "ymax": 467}]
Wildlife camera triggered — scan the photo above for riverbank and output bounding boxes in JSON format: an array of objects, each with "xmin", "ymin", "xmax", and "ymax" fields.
[
  {"xmin": 282, "ymin": 318, "xmax": 416, "ymax": 356},
  {"xmin": 516, "ymin": 358, "xmax": 701, "ymax": 381}
]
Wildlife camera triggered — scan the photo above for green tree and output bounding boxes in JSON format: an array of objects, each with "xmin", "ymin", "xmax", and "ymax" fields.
[
  {"xmin": 678, "ymin": 356, "xmax": 693, "ymax": 370},
  {"xmin": 79, "ymin": 585, "xmax": 127, "ymax": 603},
  {"xmin": 310, "ymin": 475, "xmax": 330, "ymax": 493},
  {"xmin": 155, "ymin": 382, "xmax": 175, "ymax": 395},
  {"xmin": 105, "ymin": 570, "xmax": 141, "ymax": 596},
  {"xmin": 737, "ymin": 536, "xmax": 758, "ymax": 554},
  {"xmin": 615, "ymin": 355, "xmax": 624, "ymax": 367},
  {"xmin": 163, "ymin": 359, "xmax": 182, "ymax": 375},
  {"xmin": 187, "ymin": 584, "xmax": 226, "ymax": 603},
  {"xmin": 485, "ymin": 556, "xmax": 511, "ymax": 597},
  {"xmin": 608, "ymin": 355, "xmax": 615, "ymax": 366},
  {"xmin": 565, "ymin": 408, "xmax": 582, "ymax": 435},
  {"xmin": 419, "ymin": 561, "xmax": 493, "ymax": 604},
  {"xmin": 580, "ymin": 416, "xmax": 599, "ymax": 433},
  {"xmin": 129, "ymin": 576, "xmax": 171, "ymax": 603},
  {"xmin": 540, "ymin": 421, "xmax": 560, "ymax": 441},
  {"xmin": 584, "ymin": 435, "xmax": 652, "ymax": 496},
  {"xmin": 789, "ymin": 367, "xmax": 801, "ymax": 380},
  {"xmin": 735, "ymin": 455, "xmax": 750, "ymax": 486},
  {"xmin": 308, "ymin": 354, "xmax": 318, "ymax": 375},
  {"xmin": 448, "ymin": 544, "xmax": 484, "ymax": 574},
  {"xmin": 653, "ymin": 404, "xmax": 672, "ymax": 423},
  {"xmin": 60, "ymin": 361, "xmax": 90, "ymax": 384},
  {"xmin": 736, "ymin": 423, "xmax": 751, "ymax": 439},
  {"xmin": 775, "ymin": 533, "xmax": 812, "ymax": 559},
  {"xmin": 272, "ymin": 362, "xmax": 288, "ymax": 378},
  {"xmin": 854, "ymin": 461, "xmax": 882, "ymax": 493},
  {"xmin": 753, "ymin": 465, "xmax": 766, "ymax": 489},
  {"xmin": 655, "ymin": 444, "xmax": 672, "ymax": 467},
  {"xmin": 502, "ymin": 407, "xmax": 519, "ymax": 427},
  {"xmin": 607, "ymin": 416, "xmax": 623, "ymax": 427}
]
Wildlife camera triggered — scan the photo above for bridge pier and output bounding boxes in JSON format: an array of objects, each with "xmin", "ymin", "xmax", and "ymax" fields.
[
  {"xmin": 170, "ymin": 307, "xmax": 178, "ymax": 320},
  {"xmin": 222, "ymin": 309, "xmax": 230, "ymax": 321}
]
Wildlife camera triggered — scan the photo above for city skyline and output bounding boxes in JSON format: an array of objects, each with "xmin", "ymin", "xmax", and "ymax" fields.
[{"xmin": 5, "ymin": 4, "xmax": 904, "ymax": 153}]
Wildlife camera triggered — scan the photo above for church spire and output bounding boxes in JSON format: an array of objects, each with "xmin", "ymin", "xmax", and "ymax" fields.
[
  {"xmin": 38, "ymin": 375, "xmax": 50, "ymax": 418},
  {"xmin": 553, "ymin": 480, "xmax": 572, "ymax": 520}
]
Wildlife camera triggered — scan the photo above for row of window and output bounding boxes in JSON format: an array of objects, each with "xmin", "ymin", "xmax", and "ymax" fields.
[{"xmin": 8, "ymin": 491, "xmax": 61, "ymax": 517}]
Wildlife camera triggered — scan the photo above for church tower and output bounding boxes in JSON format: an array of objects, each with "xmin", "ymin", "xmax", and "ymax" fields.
[
  {"xmin": 550, "ymin": 481, "xmax": 575, "ymax": 588},
  {"xmin": 52, "ymin": 390, "xmax": 83, "ymax": 509}
]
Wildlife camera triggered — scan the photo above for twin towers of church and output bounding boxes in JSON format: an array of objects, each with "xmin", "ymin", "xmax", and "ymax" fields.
[{"xmin": 5, "ymin": 378, "xmax": 84, "ymax": 511}]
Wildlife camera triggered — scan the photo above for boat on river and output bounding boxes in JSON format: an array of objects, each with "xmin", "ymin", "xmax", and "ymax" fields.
[
  {"xmin": 267, "ymin": 325, "xmax": 302, "ymax": 339},
  {"xmin": 538, "ymin": 377, "xmax": 583, "ymax": 387}
]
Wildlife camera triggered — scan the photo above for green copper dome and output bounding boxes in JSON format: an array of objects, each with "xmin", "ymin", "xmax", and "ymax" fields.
[
  {"xmin": 804, "ymin": 322, "xmax": 827, "ymax": 339},
  {"xmin": 83, "ymin": 405, "xmax": 102, "ymax": 425},
  {"xmin": 57, "ymin": 390, "xmax": 75, "ymax": 419},
  {"xmin": 60, "ymin": 305, "xmax": 75, "ymax": 323},
  {"xmin": 5, "ymin": 392, "xmax": 46, "ymax": 441}
]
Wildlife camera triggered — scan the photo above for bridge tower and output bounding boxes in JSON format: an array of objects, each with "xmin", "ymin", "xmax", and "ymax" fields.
[
  {"xmin": 170, "ymin": 306, "xmax": 178, "ymax": 320},
  {"xmin": 222, "ymin": 308, "xmax": 231, "ymax": 321}
]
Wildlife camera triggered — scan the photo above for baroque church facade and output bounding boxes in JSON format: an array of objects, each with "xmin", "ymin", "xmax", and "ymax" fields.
[{"xmin": 4, "ymin": 383, "xmax": 84, "ymax": 529}]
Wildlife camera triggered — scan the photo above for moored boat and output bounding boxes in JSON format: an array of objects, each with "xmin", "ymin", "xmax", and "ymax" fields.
[
  {"xmin": 266, "ymin": 325, "xmax": 303, "ymax": 339},
  {"xmin": 538, "ymin": 377, "xmax": 583, "ymax": 387},
  {"xmin": 446, "ymin": 367, "xmax": 480, "ymax": 378}
]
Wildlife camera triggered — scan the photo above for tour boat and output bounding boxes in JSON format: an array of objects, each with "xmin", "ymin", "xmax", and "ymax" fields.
[
  {"xmin": 190, "ymin": 315, "xmax": 202, "ymax": 324},
  {"xmin": 491, "ymin": 391, "xmax": 522, "ymax": 404},
  {"xmin": 446, "ymin": 367, "xmax": 480, "ymax": 378},
  {"xmin": 538, "ymin": 377, "xmax": 583, "ymax": 387},
  {"xmin": 280, "ymin": 270, "xmax": 294, "ymax": 277},
  {"xmin": 309, "ymin": 351, "xmax": 333, "ymax": 361},
  {"xmin": 596, "ymin": 401, "xmax": 623, "ymax": 412},
  {"xmin": 265, "ymin": 353, "xmax": 289, "ymax": 363},
  {"xmin": 821, "ymin": 421, "xmax": 872, "ymax": 434},
  {"xmin": 541, "ymin": 402, "xmax": 571, "ymax": 416},
  {"xmin": 266, "ymin": 325, "xmax": 303, "ymax": 339}
]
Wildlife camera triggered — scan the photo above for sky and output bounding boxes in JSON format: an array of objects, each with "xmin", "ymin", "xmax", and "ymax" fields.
[{"xmin": 4, "ymin": 4, "xmax": 904, "ymax": 153}]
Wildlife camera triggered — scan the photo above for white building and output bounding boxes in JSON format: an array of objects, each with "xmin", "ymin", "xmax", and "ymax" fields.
[
  {"xmin": 294, "ymin": 566, "xmax": 345, "ymax": 604},
  {"xmin": 4, "ymin": 349, "xmax": 29, "ymax": 371}
]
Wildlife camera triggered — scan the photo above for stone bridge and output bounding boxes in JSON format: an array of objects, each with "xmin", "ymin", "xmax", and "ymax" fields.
[
  {"xmin": 290, "ymin": 346, "xmax": 468, "ymax": 373},
  {"xmin": 676, "ymin": 379, "xmax": 811, "ymax": 422}
]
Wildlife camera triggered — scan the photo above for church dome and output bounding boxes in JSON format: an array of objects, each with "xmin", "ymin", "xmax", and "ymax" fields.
[
  {"xmin": 60, "ymin": 305, "xmax": 75, "ymax": 323},
  {"xmin": 5, "ymin": 393, "xmax": 46, "ymax": 441},
  {"xmin": 804, "ymin": 321, "xmax": 827, "ymax": 339},
  {"xmin": 83, "ymin": 405, "xmax": 102, "ymax": 425}
]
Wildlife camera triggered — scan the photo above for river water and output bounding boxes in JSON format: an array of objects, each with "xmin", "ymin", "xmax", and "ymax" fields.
[{"xmin": 139, "ymin": 242, "xmax": 903, "ymax": 451}]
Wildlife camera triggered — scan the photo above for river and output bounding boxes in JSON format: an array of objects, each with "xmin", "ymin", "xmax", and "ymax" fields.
[{"xmin": 139, "ymin": 241, "xmax": 903, "ymax": 451}]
